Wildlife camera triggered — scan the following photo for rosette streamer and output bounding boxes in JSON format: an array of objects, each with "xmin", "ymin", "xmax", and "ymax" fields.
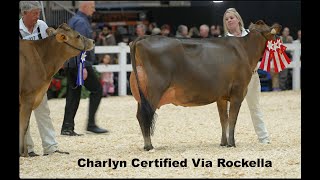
[
  {"xmin": 76, "ymin": 51, "xmax": 87, "ymax": 86},
  {"xmin": 259, "ymin": 38, "xmax": 291, "ymax": 73}
]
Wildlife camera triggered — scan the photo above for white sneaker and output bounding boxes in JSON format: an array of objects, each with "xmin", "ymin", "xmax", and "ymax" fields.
[{"xmin": 259, "ymin": 138, "xmax": 270, "ymax": 144}]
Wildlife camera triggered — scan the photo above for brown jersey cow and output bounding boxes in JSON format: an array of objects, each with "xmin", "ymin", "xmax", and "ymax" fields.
[
  {"xmin": 129, "ymin": 20, "xmax": 281, "ymax": 151},
  {"xmin": 19, "ymin": 23, "xmax": 94, "ymax": 156}
]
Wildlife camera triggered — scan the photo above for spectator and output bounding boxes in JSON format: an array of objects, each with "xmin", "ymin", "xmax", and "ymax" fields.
[
  {"xmin": 210, "ymin": 25, "xmax": 216, "ymax": 36},
  {"xmin": 114, "ymin": 25, "xmax": 129, "ymax": 44},
  {"xmin": 279, "ymin": 27, "xmax": 293, "ymax": 90},
  {"xmin": 293, "ymin": 29, "xmax": 301, "ymax": 87},
  {"xmin": 97, "ymin": 24, "xmax": 116, "ymax": 46},
  {"xmin": 175, "ymin": 24, "xmax": 189, "ymax": 38},
  {"xmin": 129, "ymin": 24, "xmax": 146, "ymax": 43},
  {"xmin": 146, "ymin": 22, "xmax": 157, "ymax": 35},
  {"xmin": 188, "ymin": 26, "xmax": 200, "ymax": 38},
  {"xmin": 294, "ymin": 29, "xmax": 301, "ymax": 44},
  {"xmin": 61, "ymin": 1, "xmax": 108, "ymax": 136},
  {"xmin": 280, "ymin": 27, "xmax": 293, "ymax": 43},
  {"xmin": 127, "ymin": 24, "xmax": 147, "ymax": 91},
  {"xmin": 199, "ymin": 24, "xmax": 210, "ymax": 38},
  {"xmin": 270, "ymin": 69, "xmax": 281, "ymax": 91},
  {"xmin": 212, "ymin": 25, "xmax": 223, "ymax": 37},
  {"xmin": 96, "ymin": 24, "xmax": 117, "ymax": 64},
  {"xmin": 160, "ymin": 24, "xmax": 173, "ymax": 37},
  {"xmin": 19, "ymin": 1, "xmax": 68, "ymax": 156},
  {"xmin": 91, "ymin": 22, "xmax": 100, "ymax": 43},
  {"xmin": 151, "ymin": 27, "xmax": 161, "ymax": 35},
  {"xmin": 136, "ymin": 23, "xmax": 146, "ymax": 37},
  {"xmin": 100, "ymin": 54, "xmax": 115, "ymax": 97}
]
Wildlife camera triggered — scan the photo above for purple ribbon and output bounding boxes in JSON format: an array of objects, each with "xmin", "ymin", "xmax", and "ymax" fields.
[{"xmin": 76, "ymin": 51, "xmax": 86, "ymax": 86}]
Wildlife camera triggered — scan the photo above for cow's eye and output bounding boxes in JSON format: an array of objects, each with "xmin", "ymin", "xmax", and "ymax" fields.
[{"xmin": 77, "ymin": 35, "xmax": 80, "ymax": 38}]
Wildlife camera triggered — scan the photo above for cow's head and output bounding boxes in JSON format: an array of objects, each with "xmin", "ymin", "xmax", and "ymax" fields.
[
  {"xmin": 45, "ymin": 23, "xmax": 95, "ymax": 52},
  {"xmin": 248, "ymin": 20, "xmax": 282, "ymax": 40}
]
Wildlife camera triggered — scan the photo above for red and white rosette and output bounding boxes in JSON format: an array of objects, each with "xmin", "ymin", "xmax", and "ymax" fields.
[{"xmin": 259, "ymin": 38, "xmax": 291, "ymax": 73}]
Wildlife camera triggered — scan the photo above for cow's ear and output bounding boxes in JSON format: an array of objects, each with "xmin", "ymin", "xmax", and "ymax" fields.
[
  {"xmin": 46, "ymin": 27, "xmax": 56, "ymax": 36},
  {"xmin": 255, "ymin": 20, "xmax": 265, "ymax": 25},
  {"xmin": 55, "ymin": 33, "xmax": 69, "ymax": 43},
  {"xmin": 248, "ymin": 22, "xmax": 255, "ymax": 30}
]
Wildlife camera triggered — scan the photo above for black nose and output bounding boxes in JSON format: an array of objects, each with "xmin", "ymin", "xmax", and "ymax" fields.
[{"xmin": 93, "ymin": 40, "xmax": 95, "ymax": 44}]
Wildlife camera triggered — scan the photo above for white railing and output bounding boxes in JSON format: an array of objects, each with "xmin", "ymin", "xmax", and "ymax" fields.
[
  {"xmin": 284, "ymin": 42, "xmax": 301, "ymax": 91},
  {"xmin": 93, "ymin": 42, "xmax": 301, "ymax": 96}
]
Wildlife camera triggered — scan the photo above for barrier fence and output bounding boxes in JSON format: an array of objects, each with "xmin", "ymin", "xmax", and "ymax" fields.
[{"xmin": 93, "ymin": 42, "xmax": 301, "ymax": 96}]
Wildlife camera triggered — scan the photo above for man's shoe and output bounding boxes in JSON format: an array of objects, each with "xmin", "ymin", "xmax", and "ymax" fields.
[
  {"xmin": 43, "ymin": 150, "xmax": 70, "ymax": 156},
  {"xmin": 87, "ymin": 126, "xmax": 108, "ymax": 134},
  {"xmin": 273, "ymin": 88, "xmax": 281, "ymax": 92},
  {"xmin": 61, "ymin": 129, "xmax": 83, "ymax": 136},
  {"xmin": 28, "ymin": 151, "xmax": 40, "ymax": 157}
]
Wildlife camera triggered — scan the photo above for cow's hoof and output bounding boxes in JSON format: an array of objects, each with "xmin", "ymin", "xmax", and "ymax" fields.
[
  {"xmin": 144, "ymin": 145, "xmax": 154, "ymax": 151},
  {"xmin": 19, "ymin": 153, "xmax": 28, "ymax": 157},
  {"xmin": 220, "ymin": 143, "xmax": 227, "ymax": 146}
]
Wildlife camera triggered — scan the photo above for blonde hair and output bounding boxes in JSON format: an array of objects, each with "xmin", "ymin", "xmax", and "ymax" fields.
[{"xmin": 223, "ymin": 8, "xmax": 244, "ymax": 36}]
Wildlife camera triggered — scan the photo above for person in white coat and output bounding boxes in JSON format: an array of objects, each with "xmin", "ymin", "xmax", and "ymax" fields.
[{"xmin": 222, "ymin": 8, "xmax": 270, "ymax": 144}]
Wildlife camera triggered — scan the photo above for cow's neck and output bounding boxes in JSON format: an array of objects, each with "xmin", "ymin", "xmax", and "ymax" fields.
[
  {"xmin": 35, "ymin": 36, "xmax": 81, "ymax": 78},
  {"xmin": 244, "ymin": 32, "xmax": 267, "ymax": 72}
]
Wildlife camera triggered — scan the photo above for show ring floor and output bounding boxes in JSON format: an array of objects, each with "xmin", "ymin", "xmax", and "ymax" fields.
[{"xmin": 20, "ymin": 90, "xmax": 301, "ymax": 178}]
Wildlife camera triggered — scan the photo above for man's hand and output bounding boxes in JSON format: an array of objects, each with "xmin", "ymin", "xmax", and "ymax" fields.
[{"xmin": 83, "ymin": 68, "xmax": 88, "ymax": 80}]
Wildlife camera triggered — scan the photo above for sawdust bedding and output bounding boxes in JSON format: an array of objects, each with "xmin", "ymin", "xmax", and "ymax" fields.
[{"xmin": 20, "ymin": 90, "xmax": 301, "ymax": 178}]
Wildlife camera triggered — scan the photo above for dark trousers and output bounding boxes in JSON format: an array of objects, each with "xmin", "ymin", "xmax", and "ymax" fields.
[
  {"xmin": 279, "ymin": 51, "xmax": 293, "ymax": 90},
  {"xmin": 279, "ymin": 69, "xmax": 291, "ymax": 90},
  {"xmin": 62, "ymin": 66, "xmax": 102, "ymax": 130}
]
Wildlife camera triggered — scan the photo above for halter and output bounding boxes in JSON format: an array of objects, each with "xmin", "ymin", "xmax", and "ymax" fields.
[
  {"xmin": 49, "ymin": 33, "xmax": 87, "ymax": 51},
  {"xmin": 251, "ymin": 28, "xmax": 275, "ymax": 41},
  {"xmin": 63, "ymin": 35, "xmax": 86, "ymax": 51}
]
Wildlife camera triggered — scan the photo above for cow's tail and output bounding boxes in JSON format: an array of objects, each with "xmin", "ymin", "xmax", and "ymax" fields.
[{"xmin": 130, "ymin": 36, "xmax": 157, "ymax": 136}]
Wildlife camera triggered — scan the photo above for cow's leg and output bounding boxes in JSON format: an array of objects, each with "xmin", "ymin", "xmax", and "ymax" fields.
[
  {"xmin": 227, "ymin": 99, "xmax": 242, "ymax": 147},
  {"xmin": 217, "ymin": 99, "xmax": 229, "ymax": 146},
  {"xmin": 19, "ymin": 102, "xmax": 32, "ymax": 157},
  {"xmin": 136, "ymin": 103, "xmax": 154, "ymax": 151}
]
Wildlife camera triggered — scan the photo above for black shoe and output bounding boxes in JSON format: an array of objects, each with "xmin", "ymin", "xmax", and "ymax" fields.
[
  {"xmin": 61, "ymin": 129, "xmax": 83, "ymax": 136},
  {"xmin": 87, "ymin": 126, "xmax": 108, "ymax": 134},
  {"xmin": 43, "ymin": 150, "xmax": 70, "ymax": 156},
  {"xmin": 28, "ymin": 151, "xmax": 40, "ymax": 157}
]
